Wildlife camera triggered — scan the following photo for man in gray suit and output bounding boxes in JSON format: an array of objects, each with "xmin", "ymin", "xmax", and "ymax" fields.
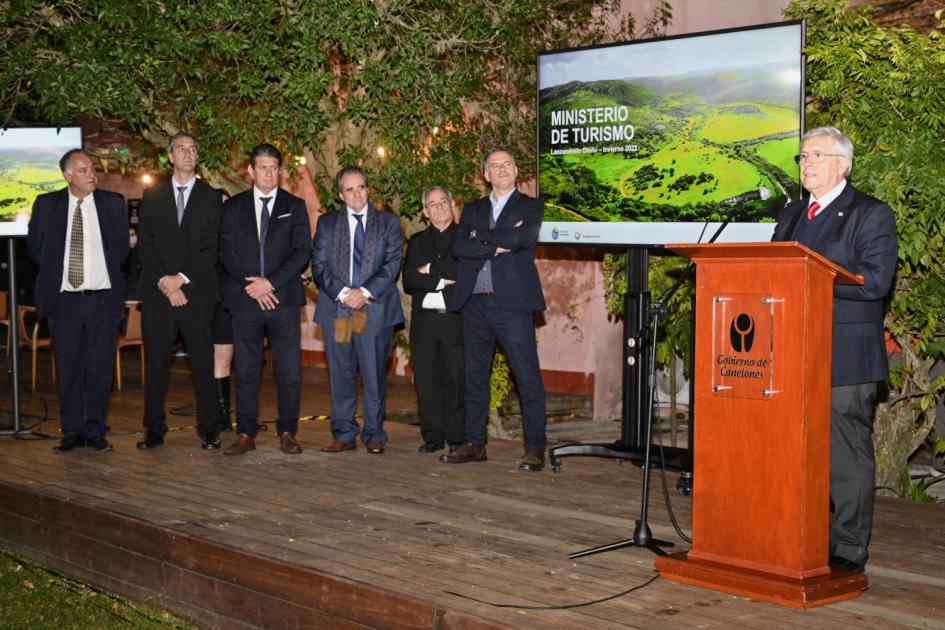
[{"xmin": 311, "ymin": 167, "xmax": 404, "ymax": 454}]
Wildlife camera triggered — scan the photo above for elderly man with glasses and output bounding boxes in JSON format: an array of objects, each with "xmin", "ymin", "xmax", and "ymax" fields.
[{"xmin": 772, "ymin": 126, "xmax": 898, "ymax": 575}]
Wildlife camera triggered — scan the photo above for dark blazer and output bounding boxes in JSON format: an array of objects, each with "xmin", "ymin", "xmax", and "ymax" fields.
[
  {"xmin": 137, "ymin": 179, "xmax": 222, "ymax": 308},
  {"xmin": 772, "ymin": 183, "xmax": 897, "ymax": 386},
  {"xmin": 27, "ymin": 187, "xmax": 129, "ymax": 318},
  {"xmin": 450, "ymin": 190, "xmax": 545, "ymax": 313},
  {"xmin": 402, "ymin": 223, "xmax": 460, "ymax": 312},
  {"xmin": 311, "ymin": 204, "xmax": 404, "ymax": 330},
  {"xmin": 218, "ymin": 188, "xmax": 311, "ymax": 311}
]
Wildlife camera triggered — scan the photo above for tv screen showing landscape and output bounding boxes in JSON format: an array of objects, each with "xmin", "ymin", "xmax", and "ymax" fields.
[
  {"xmin": 537, "ymin": 21, "xmax": 804, "ymax": 245},
  {"xmin": 0, "ymin": 127, "xmax": 83, "ymax": 236}
]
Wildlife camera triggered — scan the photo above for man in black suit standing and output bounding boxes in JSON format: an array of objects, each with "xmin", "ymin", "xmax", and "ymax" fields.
[
  {"xmin": 312, "ymin": 167, "xmax": 404, "ymax": 455},
  {"xmin": 27, "ymin": 149, "xmax": 128, "ymax": 452},
  {"xmin": 402, "ymin": 186, "xmax": 464, "ymax": 453},
  {"xmin": 772, "ymin": 126, "xmax": 898, "ymax": 574},
  {"xmin": 136, "ymin": 131, "xmax": 223, "ymax": 450},
  {"xmin": 442, "ymin": 148, "xmax": 548, "ymax": 471},
  {"xmin": 218, "ymin": 143, "xmax": 311, "ymax": 455}
]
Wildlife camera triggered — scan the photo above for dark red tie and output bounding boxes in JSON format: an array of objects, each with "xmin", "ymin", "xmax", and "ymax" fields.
[{"xmin": 807, "ymin": 201, "xmax": 821, "ymax": 220}]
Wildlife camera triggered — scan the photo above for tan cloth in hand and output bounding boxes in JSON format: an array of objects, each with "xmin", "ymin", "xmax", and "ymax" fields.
[{"xmin": 333, "ymin": 310, "xmax": 368, "ymax": 344}]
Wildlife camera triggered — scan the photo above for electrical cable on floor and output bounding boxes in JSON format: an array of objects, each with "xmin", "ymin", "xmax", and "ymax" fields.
[
  {"xmin": 445, "ymin": 573, "xmax": 660, "ymax": 610},
  {"xmin": 653, "ymin": 384, "xmax": 692, "ymax": 544}
]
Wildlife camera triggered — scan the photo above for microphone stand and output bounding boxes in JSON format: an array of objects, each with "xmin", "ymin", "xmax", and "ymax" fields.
[{"xmin": 568, "ymin": 203, "xmax": 743, "ymax": 560}]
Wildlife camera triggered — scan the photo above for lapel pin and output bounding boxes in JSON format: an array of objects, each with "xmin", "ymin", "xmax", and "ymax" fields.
[{"xmin": 838, "ymin": 212, "xmax": 843, "ymax": 217}]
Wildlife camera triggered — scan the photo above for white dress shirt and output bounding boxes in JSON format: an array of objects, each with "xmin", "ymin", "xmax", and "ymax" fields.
[
  {"xmin": 337, "ymin": 205, "xmax": 373, "ymax": 301},
  {"xmin": 809, "ymin": 179, "xmax": 847, "ymax": 217},
  {"xmin": 61, "ymin": 192, "xmax": 110, "ymax": 291}
]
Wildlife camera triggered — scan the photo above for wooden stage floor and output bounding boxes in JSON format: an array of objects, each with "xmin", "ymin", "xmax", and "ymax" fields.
[{"xmin": 1, "ymin": 356, "xmax": 944, "ymax": 629}]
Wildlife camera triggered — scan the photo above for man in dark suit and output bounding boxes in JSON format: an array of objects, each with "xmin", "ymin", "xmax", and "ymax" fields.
[
  {"xmin": 218, "ymin": 143, "xmax": 311, "ymax": 455},
  {"xmin": 27, "ymin": 149, "xmax": 128, "ymax": 451},
  {"xmin": 772, "ymin": 126, "xmax": 897, "ymax": 574},
  {"xmin": 442, "ymin": 148, "xmax": 548, "ymax": 471},
  {"xmin": 136, "ymin": 131, "xmax": 223, "ymax": 450},
  {"xmin": 402, "ymin": 186, "xmax": 464, "ymax": 453},
  {"xmin": 312, "ymin": 167, "xmax": 404, "ymax": 455}
]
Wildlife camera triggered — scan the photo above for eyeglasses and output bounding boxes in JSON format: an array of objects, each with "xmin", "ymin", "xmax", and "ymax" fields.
[{"xmin": 795, "ymin": 151, "xmax": 845, "ymax": 164}]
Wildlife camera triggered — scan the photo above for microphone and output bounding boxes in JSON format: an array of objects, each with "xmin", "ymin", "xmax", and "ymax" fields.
[{"xmin": 721, "ymin": 186, "xmax": 771, "ymax": 206}]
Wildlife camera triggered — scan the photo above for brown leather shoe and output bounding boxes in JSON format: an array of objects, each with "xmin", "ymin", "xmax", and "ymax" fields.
[
  {"xmin": 224, "ymin": 434, "xmax": 255, "ymax": 456},
  {"xmin": 439, "ymin": 442, "xmax": 487, "ymax": 464},
  {"xmin": 279, "ymin": 432, "xmax": 303, "ymax": 455},
  {"xmin": 321, "ymin": 439, "xmax": 356, "ymax": 453},
  {"xmin": 366, "ymin": 440, "xmax": 385, "ymax": 454},
  {"xmin": 519, "ymin": 448, "xmax": 545, "ymax": 472}
]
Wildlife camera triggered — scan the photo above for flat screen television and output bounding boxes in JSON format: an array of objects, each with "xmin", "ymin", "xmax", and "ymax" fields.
[
  {"xmin": 0, "ymin": 127, "xmax": 84, "ymax": 236},
  {"xmin": 537, "ymin": 21, "xmax": 804, "ymax": 246}
]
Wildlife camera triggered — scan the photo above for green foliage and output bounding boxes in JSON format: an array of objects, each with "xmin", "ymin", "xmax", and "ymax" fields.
[
  {"xmin": 878, "ymin": 473, "xmax": 945, "ymax": 504},
  {"xmin": 785, "ymin": 0, "xmax": 945, "ymax": 495},
  {"xmin": 602, "ymin": 252, "xmax": 693, "ymax": 376},
  {"xmin": 0, "ymin": 0, "xmax": 640, "ymax": 211},
  {"xmin": 490, "ymin": 350, "xmax": 513, "ymax": 418},
  {"xmin": 0, "ymin": 549, "xmax": 193, "ymax": 629}
]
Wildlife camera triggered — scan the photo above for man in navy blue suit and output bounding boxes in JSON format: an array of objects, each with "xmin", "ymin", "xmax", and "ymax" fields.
[
  {"xmin": 218, "ymin": 143, "xmax": 311, "ymax": 456},
  {"xmin": 312, "ymin": 167, "xmax": 404, "ymax": 454},
  {"xmin": 27, "ymin": 149, "xmax": 129, "ymax": 452},
  {"xmin": 442, "ymin": 148, "xmax": 548, "ymax": 471},
  {"xmin": 772, "ymin": 126, "xmax": 898, "ymax": 574}
]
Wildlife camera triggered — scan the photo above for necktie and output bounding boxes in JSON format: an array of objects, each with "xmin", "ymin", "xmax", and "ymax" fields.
[
  {"xmin": 352, "ymin": 213, "xmax": 364, "ymax": 287},
  {"xmin": 259, "ymin": 196, "xmax": 272, "ymax": 275},
  {"xmin": 807, "ymin": 201, "xmax": 821, "ymax": 220},
  {"xmin": 176, "ymin": 186, "xmax": 187, "ymax": 224},
  {"xmin": 68, "ymin": 198, "xmax": 84, "ymax": 288}
]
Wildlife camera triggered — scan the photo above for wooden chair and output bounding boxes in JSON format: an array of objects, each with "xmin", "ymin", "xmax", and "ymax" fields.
[
  {"xmin": 115, "ymin": 300, "xmax": 145, "ymax": 390},
  {"xmin": 16, "ymin": 305, "xmax": 55, "ymax": 391}
]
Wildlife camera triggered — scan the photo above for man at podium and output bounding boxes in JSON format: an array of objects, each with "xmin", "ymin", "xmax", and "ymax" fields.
[{"xmin": 772, "ymin": 126, "xmax": 898, "ymax": 574}]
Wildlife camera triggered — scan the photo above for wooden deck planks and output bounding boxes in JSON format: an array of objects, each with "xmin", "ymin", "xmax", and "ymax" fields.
[{"xmin": 1, "ymin": 359, "xmax": 944, "ymax": 628}]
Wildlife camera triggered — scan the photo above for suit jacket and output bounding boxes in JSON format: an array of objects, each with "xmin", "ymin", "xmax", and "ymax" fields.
[
  {"xmin": 772, "ymin": 183, "xmax": 897, "ymax": 386},
  {"xmin": 137, "ymin": 179, "xmax": 222, "ymax": 309},
  {"xmin": 311, "ymin": 203, "xmax": 404, "ymax": 329},
  {"xmin": 450, "ymin": 190, "xmax": 545, "ymax": 313},
  {"xmin": 402, "ymin": 223, "xmax": 460, "ymax": 312},
  {"xmin": 27, "ymin": 187, "xmax": 129, "ymax": 318},
  {"xmin": 218, "ymin": 188, "xmax": 311, "ymax": 311}
]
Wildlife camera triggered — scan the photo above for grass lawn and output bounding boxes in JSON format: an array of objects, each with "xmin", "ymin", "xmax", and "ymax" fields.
[{"xmin": 0, "ymin": 549, "xmax": 194, "ymax": 629}]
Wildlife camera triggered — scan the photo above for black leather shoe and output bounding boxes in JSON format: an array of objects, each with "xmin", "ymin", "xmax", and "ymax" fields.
[
  {"xmin": 519, "ymin": 448, "xmax": 545, "ymax": 472},
  {"xmin": 418, "ymin": 442, "xmax": 444, "ymax": 453},
  {"xmin": 440, "ymin": 442, "xmax": 487, "ymax": 464},
  {"xmin": 136, "ymin": 432, "xmax": 164, "ymax": 450},
  {"xmin": 54, "ymin": 433, "xmax": 85, "ymax": 452},
  {"xmin": 829, "ymin": 555, "xmax": 865, "ymax": 574},
  {"xmin": 201, "ymin": 433, "xmax": 221, "ymax": 450},
  {"xmin": 87, "ymin": 436, "xmax": 113, "ymax": 451}
]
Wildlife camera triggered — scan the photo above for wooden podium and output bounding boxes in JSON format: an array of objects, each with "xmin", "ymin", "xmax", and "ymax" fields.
[{"xmin": 654, "ymin": 242, "xmax": 869, "ymax": 608}]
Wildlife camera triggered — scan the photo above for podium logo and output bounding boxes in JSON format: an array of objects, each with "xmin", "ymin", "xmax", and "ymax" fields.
[{"xmin": 730, "ymin": 313, "xmax": 755, "ymax": 352}]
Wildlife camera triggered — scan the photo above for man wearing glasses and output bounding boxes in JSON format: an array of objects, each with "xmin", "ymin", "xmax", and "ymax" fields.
[
  {"xmin": 137, "ymin": 131, "xmax": 223, "ymax": 451},
  {"xmin": 402, "ymin": 186, "xmax": 464, "ymax": 454},
  {"xmin": 218, "ymin": 144, "xmax": 311, "ymax": 455},
  {"xmin": 442, "ymin": 148, "xmax": 548, "ymax": 471},
  {"xmin": 772, "ymin": 126, "xmax": 898, "ymax": 574}
]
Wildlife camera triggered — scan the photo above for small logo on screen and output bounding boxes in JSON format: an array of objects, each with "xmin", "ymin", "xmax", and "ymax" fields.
[
  {"xmin": 730, "ymin": 313, "xmax": 755, "ymax": 352},
  {"xmin": 551, "ymin": 226, "xmax": 560, "ymax": 240}
]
